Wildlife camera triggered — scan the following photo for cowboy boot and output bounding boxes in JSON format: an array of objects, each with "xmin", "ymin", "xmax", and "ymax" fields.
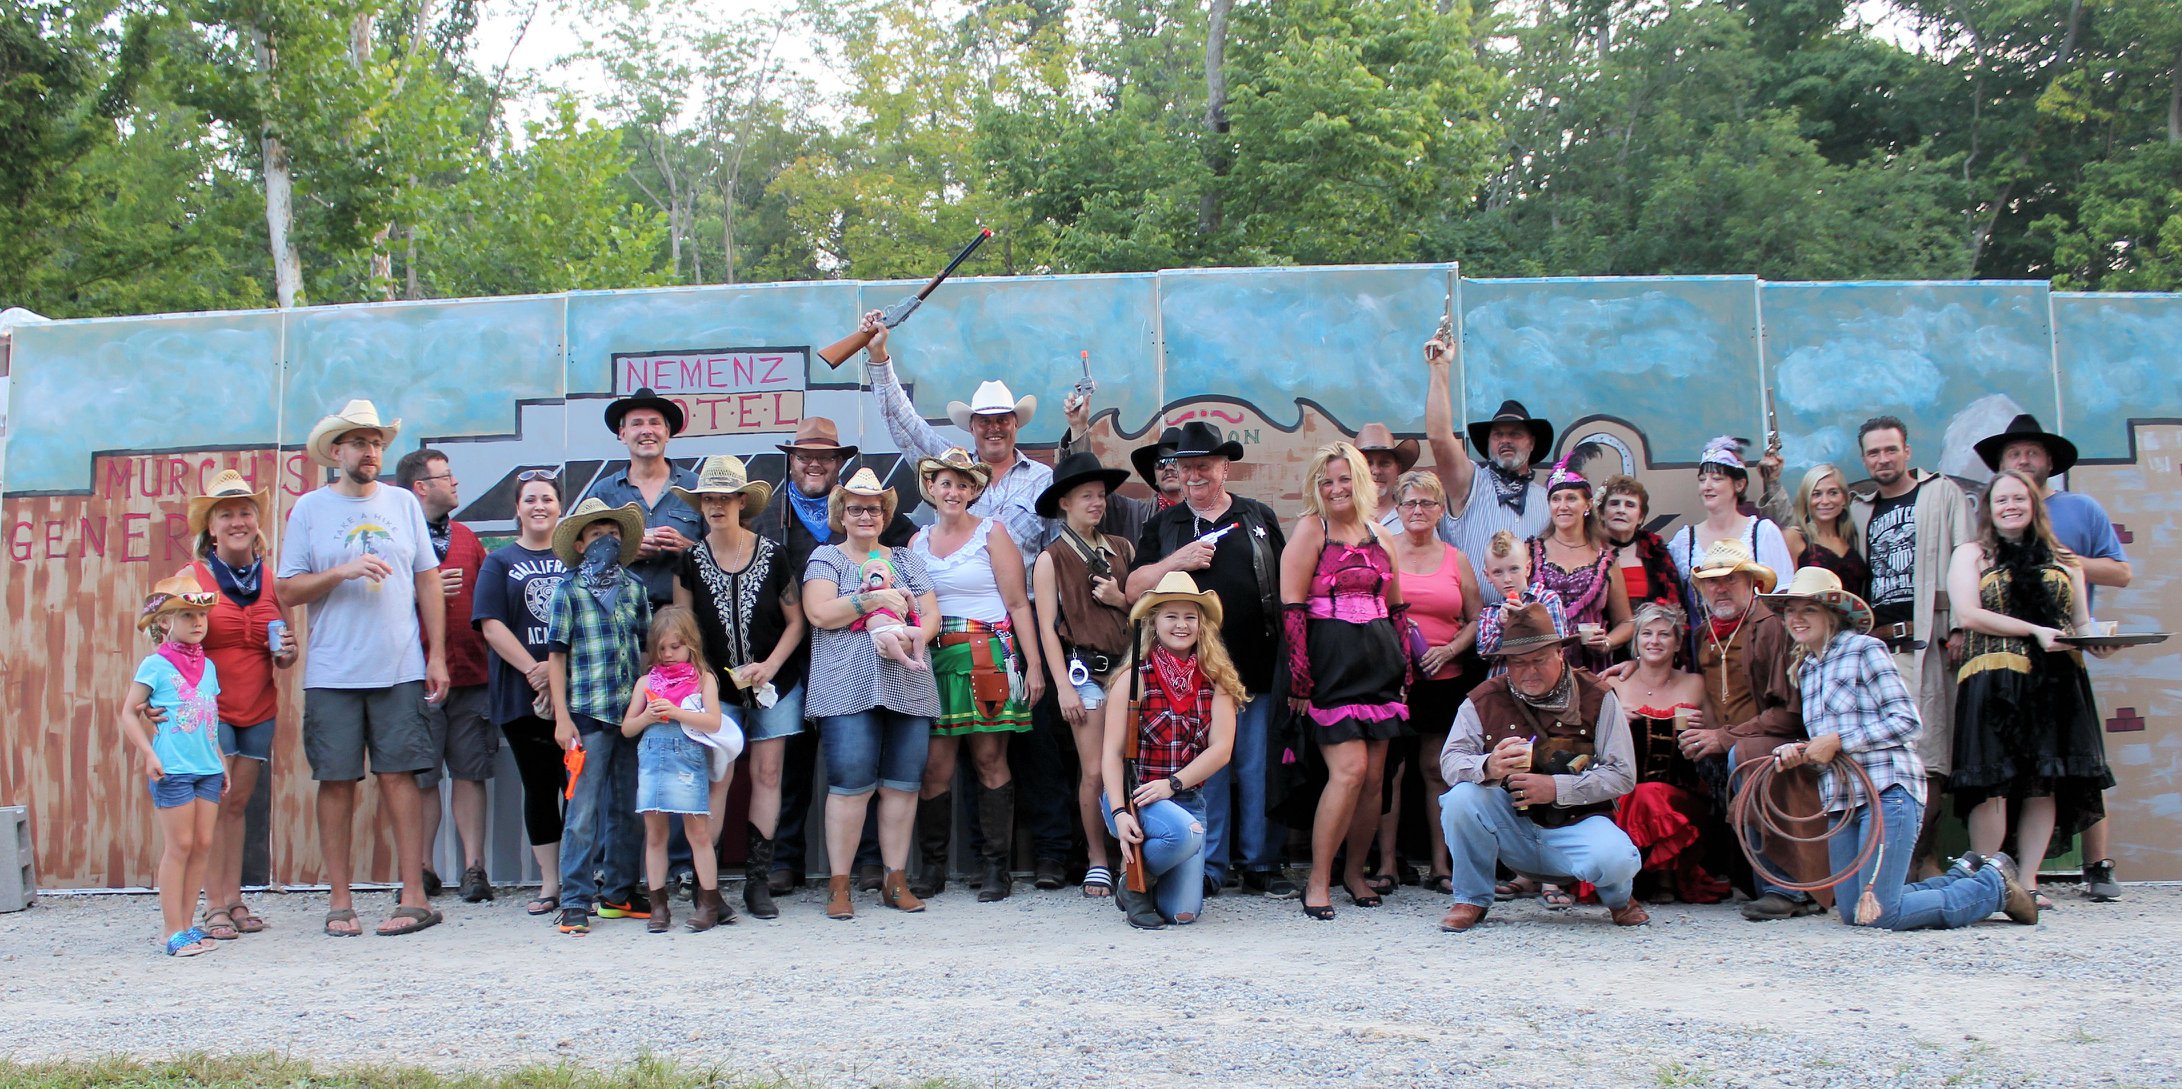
[
  {"xmin": 646, "ymin": 885, "xmax": 672, "ymax": 934},
  {"xmin": 910, "ymin": 792, "xmax": 952, "ymax": 899},
  {"xmin": 825, "ymin": 875, "xmax": 854, "ymax": 920},
  {"xmin": 687, "ymin": 885, "xmax": 727, "ymax": 932},
  {"xmin": 977, "ymin": 783, "xmax": 1015, "ymax": 903},
  {"xmin": 1117, "ymin": 882, "xmax": 1165, "ymax": 930},
  {"xmin": 881, "ymin": 869, "xmax": 925, "ymax": 912},
  {"xmin": 743, "ymin": 827, "xmax": 779, "ymax": 920}
]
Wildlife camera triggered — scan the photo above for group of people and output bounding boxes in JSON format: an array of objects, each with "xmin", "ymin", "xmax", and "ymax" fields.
[{"xmin": 124, "ymin": 311, "xmax": 2138, "ymax": 955}]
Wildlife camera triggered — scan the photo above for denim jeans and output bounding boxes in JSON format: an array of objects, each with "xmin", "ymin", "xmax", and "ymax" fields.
[
  {"xmin": 819, "ymin": 709, "xmax": 932, "ymax": 795},
  {"xmin": 1102, "ymin": 788, "xmax": 1208, "ymax": 923},
  {"xmin": 559, "ymin": 716, "xmax": 642, "ymax": 911},
  {"xmin": 1441, "ymin": 782, "xmax": 1641, "ymax": 909},
  {"xmin": 1830, "ymin": 785, "xmax": 2004, "ymax": 930},
  {"xmin": 1202, "ymin": 692, "xmax": 1277, "ymax": 882}
]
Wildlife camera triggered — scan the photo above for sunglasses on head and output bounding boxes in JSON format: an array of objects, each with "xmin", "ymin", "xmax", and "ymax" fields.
[{"xmin": 517, "ymin": 468, "xmax": 559, "ymax": 482}]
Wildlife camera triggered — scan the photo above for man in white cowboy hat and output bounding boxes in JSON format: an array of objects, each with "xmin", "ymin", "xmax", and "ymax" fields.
[
  {"xmin": 1437, "ymin": 600, "xmax": 1645, "ymax": 932},
  {"xmin": 275, "ymin": 398, "xmax": 448, "ymax": 937},
  {"xmin": 1847, "ymin": 415, "xmax": 1969, "ymax": 878},
  {"xmin": 1422, "ymin": 335, "xmax": 1552, "ymax": 587},
  {"xmin": 1976, "ymin": 414, "xmax": 2132, "ymax": 901},
  {"xmin": 579, "ymin": 386, "xmax": 703, "ymax": 610},
  {"xmin": 1676, "ymin": 539, "xmax": 1834, "ymax": 920}
]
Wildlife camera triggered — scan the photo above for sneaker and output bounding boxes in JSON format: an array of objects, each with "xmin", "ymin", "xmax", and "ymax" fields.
[
  {"xmin": 2083, "ymin": 858, "xmax": 2122, "ymax": 902},
  {"xmin": 1739, "ymin": 893, "xmax": 1821, "ymax": 921},
  {"xmin": 557, "ymin": 908, "xmax": 590, "ymax": 935},
  {"xmin": 1988, "ymin": 852, "xmax": 2040, "ymax": 924},
  {"xmin": 420, "ymin": 867, "xmax": 445, "ymax": 898},
  {"xmin": 595, "ymin": 892, "xmax": 652, "ymax": 919},
  {"xmin": 458, "ymin": 865, "xmax": 493, "ymax": 903},
  {"xmin": 1243, "ymin": 871, "xmax": 1301, "ymax": 900}
]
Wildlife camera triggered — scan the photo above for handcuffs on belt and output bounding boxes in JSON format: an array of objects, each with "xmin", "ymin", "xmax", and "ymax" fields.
[{"xmin": 1066, "ymin": 650, "xmax": 1115, "ymax": 687}]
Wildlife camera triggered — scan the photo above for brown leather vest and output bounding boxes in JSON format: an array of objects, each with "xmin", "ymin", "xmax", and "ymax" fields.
[{"xmin": 1466, "ymin": 670, "xmax": 1614, "ymax": 828}]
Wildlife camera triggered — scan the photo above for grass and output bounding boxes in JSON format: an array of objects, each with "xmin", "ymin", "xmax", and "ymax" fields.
[{"xmin": 0, "ymin": 1053, "xmax": 964, "ymax": 1089}]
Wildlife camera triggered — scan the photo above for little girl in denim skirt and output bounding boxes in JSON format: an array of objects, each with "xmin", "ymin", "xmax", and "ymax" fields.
[
  {"xmin": 620, "ymin": 606, "xmax": 739, "ymax": 932},
  {"xmin": 121, "ymin": 575, "xmax": 228, "ymax": 956}
]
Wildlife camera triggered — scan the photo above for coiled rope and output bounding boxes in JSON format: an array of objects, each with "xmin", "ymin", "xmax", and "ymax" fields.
[{"xmin": 1726, "ymin": 752, "xmax": 1881, "ymax": 894}]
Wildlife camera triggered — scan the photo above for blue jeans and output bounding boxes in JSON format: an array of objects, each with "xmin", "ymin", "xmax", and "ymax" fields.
[
  {"xmin": 1202, "ymin": 692, "xmax": 1277, "ymax": 881},
  {"xmin": 1441, "ymin": 782, "xmax": 1641, "ymax": 909},
  {"xmin": 559, "ymin": 717, "xmax": 642, "ymax": 911},
  {"xmin": 1830, "ymin": 785, "xmax": 2004, "ymax": 930},
  {"xmin": 1102, "ymin": 789, "xmax": 1208, "ymax": 923},
  {"xmin": 819, "ymin": 709, "xmax": 932, "ymax": 795}
]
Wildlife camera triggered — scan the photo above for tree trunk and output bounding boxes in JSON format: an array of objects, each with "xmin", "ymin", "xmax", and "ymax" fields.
[
  {"xmin": 1198, "ymin": 0, "xmax": 1235, "ymax": 237},
  {"xmin": 2169, "ymin": 42, "xmax": 2181, "ymax": 143},
  {"xmin": 721, "ymin": 190, "xmax": 737, "ymax": 285},
  {"xmin": 405, "ymin": 224, "xmax": 420, "ymax": 299},
  {"xmin": 251, "ymin": 29, "xmax": 303, "ymax": 308}
]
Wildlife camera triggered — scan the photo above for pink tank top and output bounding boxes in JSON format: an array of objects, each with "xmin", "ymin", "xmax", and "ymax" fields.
[{"xmin": 1402, "ymin": 543, "xmax": 1469, "ymax": 681}]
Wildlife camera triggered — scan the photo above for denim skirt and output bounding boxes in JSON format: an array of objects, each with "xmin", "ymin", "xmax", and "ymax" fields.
[{"xmin": 636, "ymin": 727, "xmax": 710, "ymax": 814}]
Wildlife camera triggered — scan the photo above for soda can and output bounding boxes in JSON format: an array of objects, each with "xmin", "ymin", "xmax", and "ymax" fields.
[{"xmin": 267, "ymin": 619, "xmax": 287, "ymax": 655}]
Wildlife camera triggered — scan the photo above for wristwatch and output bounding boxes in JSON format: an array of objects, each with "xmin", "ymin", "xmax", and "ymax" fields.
[{"xmin": 1167, "ymin": 773, "xmax": 1185, "ymax": 794}]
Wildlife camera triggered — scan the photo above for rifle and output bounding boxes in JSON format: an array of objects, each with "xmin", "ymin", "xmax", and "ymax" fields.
[
  {"xmin": 817, "ymin": 228, "xmax": 993, "ymax": 368},
  {"xmin": 1119, "ymin": 627, "xmax": 1149, "ymax": 894}
]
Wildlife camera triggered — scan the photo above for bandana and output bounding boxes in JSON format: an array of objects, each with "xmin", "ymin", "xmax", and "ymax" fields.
[
  {"xmin": 578, "ymin": 534, "xmax": 628, "ymax": 614},
  {"xmin": 1487, "ymin": 462, "xmax": 1535, "ymax": 516},
  {"xmin": 1708, "ymin": 614, "xmax": 1744, "ymax": 642},
  {"xmin": 1510, "ymin": 661, "xmax": 1575, "ymax": 715},
  {"xmin": 157, "ymin": 640, "xmax": 208, "ymax": 692},
  {"xmin": 645, "ymin": 661, "xmax": 701, "ymax": 707},
  {"xmin": 1154, "ymin": 494, "xmax": 1181, "ymax": 512},
  {"xmin": 1148, "ymin": 643, "xmax": 1203, "ymax": 708},
  {"xmin": 788, "ymin": 487, "xmax": 832, "ymax": 541},
  {"xmin": 428, "ymin": 516, "xmax": 453, "ymax": 562},
  {"xmin": 207, "ymin": 552, "xmax": 262, "ymax": 607}
]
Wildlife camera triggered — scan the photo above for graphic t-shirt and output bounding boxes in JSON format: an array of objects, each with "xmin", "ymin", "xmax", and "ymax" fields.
[
  {"xmin": 472, "ymin": 543, "xmax": 568, "ymax": 725},
  {"xmin": 133, "ymin": 654, "xmax": 225, "ymax": 776},
  {"xmin": 276, "ymin": 484, "xmax": 439, "ymax": 689},
  {"xmin": 1864, "ymin": 483, "xmax": 1920, "ymax": 630}
]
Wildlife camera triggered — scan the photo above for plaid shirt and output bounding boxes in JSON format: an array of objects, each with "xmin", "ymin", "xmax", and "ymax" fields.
[
  {"xmin": 1795, "ymin": 630, "xmax": 1926, "ymax": 812},
  {"xmin": 547, "ymin": 573, "xmax": 653, "ymax": 725},
  {"xmin": 1130, "ymin": 656, "xmax": 1213, "ymax": 786},
  {"xmin": 869, "ymin": 360, "xmax": 1055, "ymax": 565}
]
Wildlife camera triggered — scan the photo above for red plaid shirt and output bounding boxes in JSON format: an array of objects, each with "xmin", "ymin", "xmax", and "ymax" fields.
[{"xmin": 1134, "ymin": 651, "xmax": 1212, "ymax": 785}]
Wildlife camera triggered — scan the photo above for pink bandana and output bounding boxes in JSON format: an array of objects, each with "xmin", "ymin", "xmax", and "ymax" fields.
[
  {"xmin": 644, "ymin": 662, "xmax": 701, "ymax": 707},
  {"xmin": 157, "ymin": 641, "xmax": 208, "ymax": 692}
]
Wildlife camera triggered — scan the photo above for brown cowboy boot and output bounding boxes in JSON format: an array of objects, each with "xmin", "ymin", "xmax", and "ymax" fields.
[
  {"xmin": 825, "ymin": 875, "xmax": 854, "ymax": 920},
  {"xmin": 881, "ymin": 869, "xmax": 925, "ymax": 912},
  {"xmin": 687, "ymin": 885, "xmax": 731, "ymax": 931},
  {"xmin": 645, "ymin": 886, "xmax": 672, "ymax": 933}
]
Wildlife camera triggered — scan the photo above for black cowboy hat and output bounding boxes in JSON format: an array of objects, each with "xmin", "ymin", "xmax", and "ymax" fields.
[
  {"xmin": 604, "ymin": 387, "xmax": 687, "ymax": 436},
  {"xmin": 1974, "ymin": 413, "xmax": 2078, "ymax": 475},
  {"xmin": 1466, "ymin": 399, "xmax": 1555, "ymax": 466},
  {"xmin": 1036, "ymin": 452, "xmax": 1133, "ymax": 518},
  {"xmin": 1166, "ymin": 420, "xmax": 1244, "ymax": 462},
  {"xmin": 1130, "ymin": 426, "xmax": 1184, "ymax": 487}
]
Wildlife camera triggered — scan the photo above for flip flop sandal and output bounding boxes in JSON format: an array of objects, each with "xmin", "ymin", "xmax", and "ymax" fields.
[
  {"xmin": 377, "ymin": 905, "xmax": 443, "ymax": 936},
  {"xmin": 166, "ymin": 927, "xmax": 216, "ymax": 957},
  {"xmin": 1080, "ymin": 866, "xmax": 1114, "ymax": 898},
  {"xmin": 1367, "ymin": 874, "xmax": 1398, "ymax": 896},
  {"xmin": 1494, "ymin": 879, "xmax": 1528, "ymax": 902},
  {"xmin": 226, "ymin": 902, "xmax": 268, "ymax": 933},
  {"xmin": 200, "ymin": 909, "xmax": 240, "ymax": 941},
  {"xmin": 1427, "ymin": 873, "xmax": 1454, "ymax": 895},
  {"xmin": 323, "ymin": 908, "xmax": 361, "ymax": 937},
  {"xmin": 525, "ymin": 895, "xmax": 559, "ymax": 916},
  {"xmin": 1540, "ymin": 885, "xmax": 1576, "ymax": 910}
]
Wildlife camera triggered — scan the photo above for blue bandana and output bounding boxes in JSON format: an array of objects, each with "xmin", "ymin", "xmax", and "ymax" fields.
[{"xmin": 788, "ymin": 487, "xmax": 832, "ymax": 541}]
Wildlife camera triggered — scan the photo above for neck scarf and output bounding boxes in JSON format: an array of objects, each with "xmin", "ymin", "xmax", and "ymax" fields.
[
  {"xmin": 1510, "ymin": 662, "xmax": 1575, "ymax": 715},
  {"xmin": 578, "ymin": 535, "xmax": 628, "ymax": 614},
  {"xmin": 206, "ymin": 552, "xmax": 262, "ymax": 607},
  {"xmin": 645, "ymin": 661, "xmax": 701, "ymax": 706},
  {"xmin": 1154, "ymin": 494, "xmax": 1181, "ymax": 512},
  {"xmin": 428, "ymin": 516, "xmax": 452, "ymax": 562},
  {"xmin": 157, "ymin": 640, "xmax": 208, "ymax": 692},
  {"xmin": 1708, "ymin": 613, "xmax": 1744, "ymax": 643},
  {"xmin": 1149, "ymin": 644, "xmax": 1204, "ymax": 710},
  {"xmin": 1487, "ymin": 462, "xmax": 1535, "ymax": 516},
  {"xmin": 788, "ymin": 487, "xmax": 832, "ymax": 541}
]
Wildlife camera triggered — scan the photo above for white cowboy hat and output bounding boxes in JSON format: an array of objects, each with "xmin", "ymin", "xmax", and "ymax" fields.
[
  {"xmin": 946, "ymin": 380, "xmax": 1035, "ymax": 429},
  {"xmin": 1758, "ymin": 567, "xmax": 1875, "ymax": 634},
  {"xmin": 305, "ymin": 399, "xmax": 402, "ymax": 468}
]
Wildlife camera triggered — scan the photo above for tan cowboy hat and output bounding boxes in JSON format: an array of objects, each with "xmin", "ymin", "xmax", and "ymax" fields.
[
  {"xmin": 916, "ymin": 446, "xmax": 994, "ymax": 504},
  {"xmin": 305, "ymin": 399, "xmax": 402, "ymax": 468},
  {"xmin": 1691, "ymin": 538, "xmax": 1778, "ymax": 594},
  {"xmin": 1484, "ymin": 600, "xmax": 1574, "ymax": 657},
  {"xmin": 187, "ymin": 469, "xmax": 269, "ymax": 537},
  {"xmin": 1354, "ymin": 422, "xmax": 1421, "ymax": 473},
  {"xmin": 1128, "ymin": 570, "xmax": 1223, "ymax": 629},
  {"xmin": 672, "ymin": 455, "xmax": 774, "ymax": 525},
  {"xmin": 551, "ymin": 498, "xmax": 646, "ymax": 568},
  {"xmin": 775, "ymin": 416, "xmax": 859, "ymax": 460},
  {"xmin": 1759, "ymin": 567, "xmax": 1875, "ymax": 634},
  {"xmin": 138, "ymin": 573, "xmax": 219, "ymax": 632},
  {"xmin": 828, "ymin": 467, "xmax": 900, "ymax": 533},
  {"xmin": 947, "ymin": 380, "xmax": 1035, "ymax": 429}
]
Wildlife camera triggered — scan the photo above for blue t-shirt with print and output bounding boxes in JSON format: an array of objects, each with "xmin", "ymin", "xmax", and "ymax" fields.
[{"xmin": 133, "ymin": 654, "xmax": 225, "ymax": 776}]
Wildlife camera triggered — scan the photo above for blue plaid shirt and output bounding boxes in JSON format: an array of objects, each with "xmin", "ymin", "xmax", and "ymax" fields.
[
  {"xmin": 868, "ymin": 360, "xmax": 1055, "ymax": 566},
  {"xmin": 1795, "ymin": 630, "xmax": 1926, "ymax": 812},
  {"xmin": 547, "ymin": 572, "xmax": 653, "ymax": 725}
]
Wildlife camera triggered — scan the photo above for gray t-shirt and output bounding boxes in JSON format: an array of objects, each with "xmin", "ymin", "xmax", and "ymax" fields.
[
  {"xmin": 802, "ymin": 544, "xmax": 942, "ymax": 719},
  {"xmin": 277, "ymin": 484, "xmax": 439, "ymax": 689}
]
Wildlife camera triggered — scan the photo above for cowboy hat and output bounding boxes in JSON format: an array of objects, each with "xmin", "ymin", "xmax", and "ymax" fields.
[
  {"xmin": 672, "ymin": 455, "xmax": 774, "ymax": 525},
  {"xmin": 604, "ymin": 387, "xmax": 687, "ymax": 436},
  {"xmin": 775, "ymin": 416, "xmax": 859, "ymax": 460},
  {"xmin": 138, "ymin": 574, "xmax": 219, "ymax": 632},
  {"xmin": 1036, "ymin": 452, "xmax": 1131, "ymax": 518},
  {"xmin": 1128, "ymin": 570, "xmax": 1223, "ymax": 629},
  {"xmin": 551, "ymin": 498, "xmax": 646, "ymax": 569},
  {"xmin": 1484, "ymin": 600, "xmax": 1574, "ymax": 657},
  {"xmin": 1690, "ymin": 538, "xmax": 1779, "ymax": 594},
  {"xmin": 1974, "ymin": 413, "xmax": 2078, "ymax": 475},
  {"xmin": 305, "ymin": 399, "xmax": 402, "ymax": 468},
  {"xmin": 187, "ymin": 469, "xmax": 269, "ymax": 537},
  {"xmin": 1130, "ymin": 426, "xmax": 1184, "ymax": 487},
  {"xmin": 1758, "ymin": 567, "xmax": 1875, "ymax": 635},
  {"xmin": 1166, "ymin": 420, "xmax": 1244, "ymax": 462},
  {"xmin": 828, "ymin": 467, "xmax": 900, "ymax": 533},
  {"xmin": 916, "ymin": 447, "xmax": 994, "ymax": 505},
  {"xmin": 1466, "ymin": 399, "xmax": 1554, "ymax": 466},
  {"xmin": 1353, "ymin": 423, "xmax": 1421, "ymax": 473},
  {"xmin": 947, "ymin": 380, "xmax": 1035, "ymax": 429}
]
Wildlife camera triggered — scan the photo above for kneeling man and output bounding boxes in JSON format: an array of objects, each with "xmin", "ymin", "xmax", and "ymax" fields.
[{"xmin": 1438, "ymin": 602, "xmax": 1646, "ymax": 931}]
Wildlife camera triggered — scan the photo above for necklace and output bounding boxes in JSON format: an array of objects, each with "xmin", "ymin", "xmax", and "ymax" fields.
[{"xmin": 1703, "ymin": 612, "xmax": 1749, "ymax": 704}]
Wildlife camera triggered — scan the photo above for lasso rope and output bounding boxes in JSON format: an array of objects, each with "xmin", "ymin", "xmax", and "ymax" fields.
[{"xmin": 1727, "ymin": 753, "xmax": 1881, "ymax": 896}]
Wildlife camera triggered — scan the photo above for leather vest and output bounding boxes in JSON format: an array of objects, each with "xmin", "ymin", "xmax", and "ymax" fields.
[{"xmin": 1466, "ymin": 671, "xmax": 1614, "ymax": 828}]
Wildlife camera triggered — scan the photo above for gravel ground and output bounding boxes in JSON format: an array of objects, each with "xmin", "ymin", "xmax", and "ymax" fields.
[{"xmin": 5, "ymin": 881, "xmax": 2177, "ymax": 1087}]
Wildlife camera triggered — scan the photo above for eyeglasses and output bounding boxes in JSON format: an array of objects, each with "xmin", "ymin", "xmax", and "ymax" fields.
[
  {"xmin": 1397, "ymin": 498, "xmax": 1443, "ymax": 510},
  {"xmin": 339, "ymin": 437, "xmax": 388, "ymax": 452},
  {"xmin": 415, "ymin": 473, "xmax": 457, "ymax": 484},
  {"xmin": 790, "ymin": 451, "xmax": 842, "ymax": 465},
  {"xmin": 843, "ymin": 504, "xmax": 885, "ymax": 518},
  {"xmin": 517, "ymin": 468, "xmax": 559, "ymax": 482}
]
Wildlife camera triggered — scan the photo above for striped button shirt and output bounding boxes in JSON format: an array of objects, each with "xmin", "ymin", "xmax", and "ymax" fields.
[
  {"xmin": 868, "ymin": 361, "xmax": 1055, "ymax": 567},
  {"xmin": 1794, "ymin": 629, "xmax": 1927, "ymax": 812}
]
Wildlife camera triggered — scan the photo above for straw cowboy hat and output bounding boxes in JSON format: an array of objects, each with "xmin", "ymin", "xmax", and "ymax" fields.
[
  {"xmin": 1466, "ymin": 399, "xmax": 1555, "ymax": 466},
  {"xmin": 1974, "ymin": 413, "xmax": 2078, "ymax": 475},
  {"xmin": 138, "ymin": 573, "xmax": 219, "ymax": 632},
  {"xmin": 916, "ymin": 446, "xmax": 993, "ymax": 504},
  {"xmin": 828, "ymin": 467, "xmax": 900, "ymax": 533},
  {"xmin": 1483, "ymin": 600, "xmax": 1575, "ymax": 657},
  {"xmin": 551, "ymin": 497, "xmax": 646, "ymax": 568},
  {"xmin": 604, "ymin": 386, "xmax": 687, "ymax": 436},
  {"xmin": 305, "ymin": 399, "xmax": 402, "ymax": 468},
  {"xmin": 1130, "ymin": 425, "xmax": 1184, "ymax": 487},
  {"xmin": 775, "ymin": 416, "xmax": 859, "ymax": 461},
  {"xmin": 1128, "ymin": 570, "xmax": 1223, "ymax": 628},
  {"xmin": 1690, "ymin": 538, "xmax": 1779, "ymax": 594},
  {"xmin": 947, "ymin": 380, "xmax": 1035, "ymax": 429},
  {"xmin": 1758, "ymin": 567, "xmax": 1875, "ymax": 635},
  {"xmin": 187, "ymin": 469, "xmax": 269, "ymax": 537},
  {"xmin": 1036, "ymin": 451, "xmax": 1131, "ymax": 518},
  {"xmin": 1353, "ymin": 422, "xmax": 1421, "ymax": 473},
  {"xmin": 672, "ymin": 455, "xmax": 774, "ymax": 525}
]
